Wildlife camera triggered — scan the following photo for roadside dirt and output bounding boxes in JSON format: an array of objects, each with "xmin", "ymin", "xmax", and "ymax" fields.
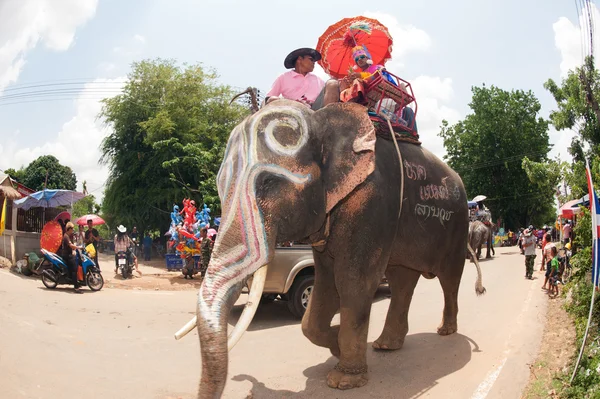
[
  {"xmin": 98, "ymin": 252, "xmax": 202, "ymax": 291},
  {"xmin": 522, "ymin": 288, "xmax": 577, "ymax": 398}
]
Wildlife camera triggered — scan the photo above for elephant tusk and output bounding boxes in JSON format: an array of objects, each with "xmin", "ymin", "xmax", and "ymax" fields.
[
  {"xmin": 174, "ymin": 315, "xmax": 197, "ymax": 340},
  {"xmin": 227, "ymin": 264, "xmax": 268, "ymax": 351},
  {"xmin": 173, "ymin": 265, "xmax": 269, "ymax": 345}
]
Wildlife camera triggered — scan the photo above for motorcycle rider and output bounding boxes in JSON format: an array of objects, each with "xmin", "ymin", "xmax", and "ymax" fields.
[
  {"xmin": 61, "ymin": 222, "xmax": 84, "ymax": 293},
  {"xmin": 113, "ymin": 225, "xmax": 142, "ymax": 276}
]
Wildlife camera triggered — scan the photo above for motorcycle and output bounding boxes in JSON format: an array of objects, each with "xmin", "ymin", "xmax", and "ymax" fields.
[
  {"xmin": 116, "ymin": 247, "xmax": 134, "ymax": 279},
  {"xmin": 40, "ymin": 248, "xmax": 104, "ymax": 291}
]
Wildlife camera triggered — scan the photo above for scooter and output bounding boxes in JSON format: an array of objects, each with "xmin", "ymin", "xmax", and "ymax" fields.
[
  {"xmin": 40, "ymin": 248, "xmax": 104, "ymax": 291},
  {"xmin": 116, "ymin": 248, "xmax": 134, "ymax": 279}
]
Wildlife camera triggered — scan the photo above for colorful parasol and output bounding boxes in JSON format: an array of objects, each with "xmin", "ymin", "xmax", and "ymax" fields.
[
  {"xmin": 54, "ymin": 211, "xmax": 71, "ymax": 223},
  {"xmin": 316, "ymin": 16, "xmax": 393, "ymax": 79},
  {"xmin": 40, "ymin": 221, "xmax": 63, "ymax": 253},
  {"xmin": 75, "ymin": 214, "xmax": 106, "ymax": 226}
]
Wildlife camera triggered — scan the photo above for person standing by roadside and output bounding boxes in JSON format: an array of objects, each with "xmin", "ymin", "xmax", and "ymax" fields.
[
  {"xmin": 522, "ymin": 228, "xmax": 537, "ymax": 279},
  {"xmin": 130, "ymin": 226, "xmax": 139, "ymax": 257},
  {"xmin": 541, "ymin": 234, "xmax": 557, "ymax": 289},
  {"xmin": 143, "ymin": 232, "xmax": 152, "ymax": 261},
  {"xmin": 85, "ymin": 219, "xmax": 100, "ymax": 270},
  {"xmin": 62, "ymin": 222, "xmax": 84, "ymax": 293},
  {"xmin": 200, "ymin": 228, "xmax": 212, "ymax": 277},
  {"xmin": 76, "ymin": 224, "xmax": 86, "ymax": 247},
  {"xmin": 563, "ymin": 220, "xmax": 572, "ymax": 244}
]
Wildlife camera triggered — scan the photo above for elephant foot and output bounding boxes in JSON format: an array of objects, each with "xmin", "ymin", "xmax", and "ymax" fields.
[
  {"xmin": 437, "ymin": 322, "xmax": 458, "ymax": 336},
  {"xmin": 372, "ymin": 335, "xmax": 405, "ymax": 351},
  {"xmin": 486, "ymin": 256, "xmax": 492, "ymax": 259},
  {"xmin": 327, "ymin": 365, "xmax": 369, "ymax": 390}
]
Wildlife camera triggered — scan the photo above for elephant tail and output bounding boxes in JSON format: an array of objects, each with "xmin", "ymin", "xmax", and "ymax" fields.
[{"xmin": 467, "ymin": 242, "xmax": 486, "ymax": 295}]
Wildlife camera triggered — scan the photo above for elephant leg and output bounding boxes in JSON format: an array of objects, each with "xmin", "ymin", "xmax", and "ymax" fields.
[
  {"xmin": 373, "ymin": 266, "xmax": 421, "ymax": 351},
  {"xmin": 301, "ymin": 250, "xmax": 341, "ymax": 357},
  {"xmin": 486, "ymin": 229, "xmax": 492, "ymax": 258},
  {"xmin": 437, "ymin": 271, "xmax": 461, "ymax": 335},
  {"xmin": 326, "ymin": 254, "xmax": 386, "ymax": 390}
]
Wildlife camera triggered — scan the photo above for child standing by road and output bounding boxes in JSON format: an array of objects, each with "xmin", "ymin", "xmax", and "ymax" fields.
[{"xmin": 548, "ymin": 246, "xmax": 560, "ymax": 297}]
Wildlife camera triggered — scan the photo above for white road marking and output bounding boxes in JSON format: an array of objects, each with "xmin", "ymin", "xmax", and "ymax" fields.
[{"xmin": 471, "ymin": 278, "xmax": 536, "ymax": 399}]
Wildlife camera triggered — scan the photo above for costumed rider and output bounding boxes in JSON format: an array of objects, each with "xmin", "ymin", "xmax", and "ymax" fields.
[
  {"xmin": 339, "ymin": 44, "xmax": 417, "ymax": 132},
  {"xmin": 265, "ymin": 48, "xmax": 329, "ymax": 108}
]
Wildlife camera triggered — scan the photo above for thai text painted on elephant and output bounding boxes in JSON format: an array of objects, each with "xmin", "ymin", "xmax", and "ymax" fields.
[
  {"xmin": 419, "ymin": 177, "xmax": 451, "ymax": 201},
  {"xmin": 404, "ymin": 160, "xmax": 427, "ymax": 180},
  {"xmin": 414, "ymin": 203, "xmax": 454, "ymax": 226}
]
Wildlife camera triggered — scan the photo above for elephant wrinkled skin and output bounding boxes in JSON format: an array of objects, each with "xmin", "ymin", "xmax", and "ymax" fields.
[
  {"xmin": 185, "ymin": 100, "xmax": 485, "ymax": 398},
  {"xmin": 468, "ymin": 220, "xmax": 495, "ymax": 260}
]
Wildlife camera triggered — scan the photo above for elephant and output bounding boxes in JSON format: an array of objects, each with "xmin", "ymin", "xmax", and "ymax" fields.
[
  {"xmin": 468, "ymin": 220, "xmax": 495, "ymax": 259},
  {"xmin": 174, "ymin": 100, "xmax": 485, "ymax": 398}
]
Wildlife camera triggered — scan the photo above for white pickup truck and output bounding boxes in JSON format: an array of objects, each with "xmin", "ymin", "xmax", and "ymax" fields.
[{"xmin": 257, "ymin": 244, "xmax": 315, "ymax": 318}]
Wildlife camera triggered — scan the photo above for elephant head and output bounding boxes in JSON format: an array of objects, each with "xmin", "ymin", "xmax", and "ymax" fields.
[{"xmin": 175, "ymin": 100, "xmax": 377, "ymax": 397}]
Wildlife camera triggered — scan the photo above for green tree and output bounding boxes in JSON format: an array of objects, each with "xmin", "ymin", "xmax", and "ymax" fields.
[
  {"xmin": 439, "ymin": 85, "xmax": 551, "ymax": 229},
  {"xmin": 100, "ymin": 59, "xmax": 247, "ymax": 232},
  {"xmin": 5, "ymin": 155, "xmax": 77, "ymax": 191},
  {"xmin": 3, "ymin": 168, "xmax": 24, "ymax": 182},
  {"xmin": 545, "ymin": 56, "xmax": 600, "ymax": 160},
  {"xmin": 72, "ymin": 195, "xmax": 101, "ymax": 219}
]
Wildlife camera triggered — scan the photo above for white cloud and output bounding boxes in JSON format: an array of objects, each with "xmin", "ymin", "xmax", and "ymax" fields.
[
  {"xmin": 133, "ymin": 34, "xmax": 146, "ymax": 44},
  {"xmin": 552, "ymin": 3, "xmax": 600, "ymax": 77},
  {"xmin": 0, "ymin": 0, "xmax": 98, "ymax": 93},
  {"xmin": 0, "ymin": 78, "xmax": 125, "ymax": 202},
  {"xmin": 364, "ymin": 11, "xmax": 432, "ymax": 70},
  {"xmin": 410, "ymin": 75, "xmax": 462, "ymax": 159}
]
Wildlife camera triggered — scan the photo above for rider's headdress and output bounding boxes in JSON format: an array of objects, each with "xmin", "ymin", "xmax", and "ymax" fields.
[{"xmin": 352, "ymin": 45, "xmax": 373, "ymax": 65}]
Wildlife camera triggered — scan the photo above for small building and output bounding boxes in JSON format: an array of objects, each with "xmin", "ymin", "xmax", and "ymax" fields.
[{"xmin": 0, "ymin": 174, "xmax": 58, "ymax": 264}]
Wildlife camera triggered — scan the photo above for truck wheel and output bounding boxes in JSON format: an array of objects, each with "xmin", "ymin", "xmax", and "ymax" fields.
[{"xmin": 287, "ymin": 275, "xmax": 314, "ymax": 319}]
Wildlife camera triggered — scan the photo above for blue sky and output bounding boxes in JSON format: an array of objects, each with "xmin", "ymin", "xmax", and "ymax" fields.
[{"xmin": 0, "ymin": 0, "xmax": 593, "ymax": 201}]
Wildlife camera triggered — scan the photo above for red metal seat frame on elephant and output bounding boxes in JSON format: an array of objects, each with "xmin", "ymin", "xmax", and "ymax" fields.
[{"xmin": 362, "ymin": 70, "xmax": 418, "ymax": 137}]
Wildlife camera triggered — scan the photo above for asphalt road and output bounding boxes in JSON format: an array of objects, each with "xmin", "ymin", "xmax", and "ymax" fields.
[{"xmin": 0, "ymin": 246, "xmax": 548, "ymax": 399}]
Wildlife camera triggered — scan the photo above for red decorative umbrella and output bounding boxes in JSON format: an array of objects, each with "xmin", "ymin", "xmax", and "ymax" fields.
[
  {"xmin": 316, "ymin": 16, "xmax": 393, "ymax": 79},
  {"xmin": 75, "ymin": 214, "xmax": 106, "ymax": 226},
  {"xmin": 40, "ymin": 221, "xmax": 63, "ymax": 253},
  {"xmin": 54, "ymin": 211, "xmax": 71, "ymax": 223}
]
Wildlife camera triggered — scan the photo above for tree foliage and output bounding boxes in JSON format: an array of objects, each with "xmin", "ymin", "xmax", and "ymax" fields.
[
  {"xmin": 545, "ymin": 56, "xmax": 600, "ymax": 162},
  {"xmin": 100, "ymin": 59, "xmax": 248, "ymax": 232},
  {"xmin": 439, "ymin": 85, "xmax": 551, "ymax": 229},
  {"xmin": 545, "ymin": 55, "xmax": 600, "ymax": 200},
  {"xmin": 72, "ymin": 195, "xmax": 101, "ymax": 219},
  {"xmin": 3, "ymin": 155, "xmax": 77, "ymax": 191}
]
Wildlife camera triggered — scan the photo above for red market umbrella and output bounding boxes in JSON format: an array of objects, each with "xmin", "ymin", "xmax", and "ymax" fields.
[
  {"xmin": 75, "ymin": 214, "xmax": 106, "ymax": 226},
  {"xmin": 316, "ymin": 16, "xmax": 393, "ymax": 79},
  {"xmin": 40, "ymin": 221, "xmax": 63, "ymax": 253},
  {"xmin": 558, "ymin": 199, "xmax": 583, "ymax": 219}
]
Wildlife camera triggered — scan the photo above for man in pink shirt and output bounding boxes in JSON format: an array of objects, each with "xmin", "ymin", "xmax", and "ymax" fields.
[{"xmin": 266, "ymin": 48, "xmax": 326, "ymax": 107}]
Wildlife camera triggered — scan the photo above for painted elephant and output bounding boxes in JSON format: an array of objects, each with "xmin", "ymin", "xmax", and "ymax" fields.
[
  {"xmin": 468, "ymin": 221, "xmax": 495, "ymax": 259},
  {"xmin": 175, "ymin": 100, "xmax": 485, "ymax": 398}
]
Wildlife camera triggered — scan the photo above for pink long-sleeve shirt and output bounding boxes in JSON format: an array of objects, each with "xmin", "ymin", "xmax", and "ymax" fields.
[{"xmin": 266, "ymin": 70, "xmax": 325, "ymax": 104}]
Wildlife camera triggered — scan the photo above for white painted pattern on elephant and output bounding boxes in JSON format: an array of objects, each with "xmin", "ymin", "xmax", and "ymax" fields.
[
  {"xmin": 264, "ymin": 113, "xmax": 309, "ymax": 156},
  {"xmin": 414, "ymin": 203, "xmax": 455, "ymax": 226},
  {"xmin": 200, "ymin": 106, "xmax": 311, "ymax": 331}
]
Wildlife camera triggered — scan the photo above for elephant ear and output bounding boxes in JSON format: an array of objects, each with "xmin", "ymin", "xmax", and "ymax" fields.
[{"xmin": 313, "ymin": 102, "xmax": 377, "ymax": 213}]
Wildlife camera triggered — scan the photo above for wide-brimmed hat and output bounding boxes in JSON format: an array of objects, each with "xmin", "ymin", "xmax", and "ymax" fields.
[
  {"xmin": 117, "ymin": 225, "xmax": 127, "ymax": 233},
  {"xmin": 284, "ymin": 48, "xmax": 322, "ymax": 69}
]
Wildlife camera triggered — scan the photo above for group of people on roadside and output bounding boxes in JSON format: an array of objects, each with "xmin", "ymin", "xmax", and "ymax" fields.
[{"xmin": 520, "ymin": 222, "xmax": 572, "ymax": 297}]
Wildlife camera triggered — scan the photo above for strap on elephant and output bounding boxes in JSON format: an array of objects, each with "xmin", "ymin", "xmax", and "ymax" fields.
[{"xmin": 372, "ymin": 120, "xmax": 421, "ymax": 145}]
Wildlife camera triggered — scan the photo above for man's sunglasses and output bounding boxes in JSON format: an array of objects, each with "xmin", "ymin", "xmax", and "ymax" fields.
[{"xmin": 355, "ymin": 55, "xmax": 368, "ymax": 62}]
